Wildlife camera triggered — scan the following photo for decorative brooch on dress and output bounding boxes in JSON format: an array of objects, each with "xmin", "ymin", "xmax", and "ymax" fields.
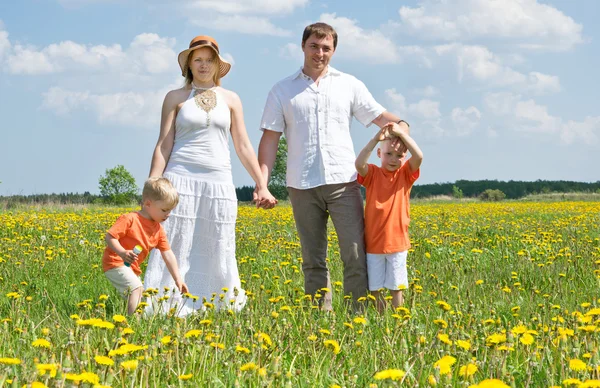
[{"xmin": 192, "ymin": 84, "xmax": 217, "ymax": 127}]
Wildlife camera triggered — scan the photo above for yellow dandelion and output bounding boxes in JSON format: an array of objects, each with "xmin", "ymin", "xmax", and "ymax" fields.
[
  {"xmin": 457, "ymin": 340, "xmax": 471, "ymax": 350},
  {"xmin": 121, "ymin": 359, "xmax": 138, "ymax": 371},
  {"xmin": 0, "ymin": 357, "xmax": 21, "ymax": 365},
  {"xmin": 32, "ymin": 338, "xmax": 51, "ymax": 348},
  {"xmin": 520, "ymin": 333, "xmax": 535, "ymax": 345},
  {"xmin": 323, "ymin": 339, "xmax": 341, "ymax": 355},
  {"xmin": 434, "ymin": 355, "xmax": 456, "ymax": 375},
  {"xmin": 459, "ymin": 363, "xmax": 478, "ymax": 377},
  {"xmin": 562, "ymin": 379, "xmax": 583, "ymax": 386},
  {"xmin": 373, "ymin": 369, "xmax": 405, "ymax": 381},
  {"xmin": 473, "ymin": 379, "xmax": 510, "ymax": 388},
  {"xmin": 185, "ymin": 329, "xmax": 203, "ymax": 338},
  {"xmin": 580, "ymin": 380, "xmax": 600, "ymax": 388},
  {"xmin": 437, "ymin": 333, "xmax": 453, "ymax": 345},
  {"xmin": 94, "ymin": 355, "xmax": 114, "ymax": 366},
  {"xmin": 179, "ymin": 374, "xmax": 193, "ymax": 380},
  {"xmin": 353, "ymin": 317, "xmax": 367, "ymax": 325},
  {"xmin": 112, "ymin": 314, "xmax": 127, "ymax": 323},
  {"xmin": 569, "ymin": 359, "xmax": 587, "ymax": 372},
  {"xmin": 240, "ymin": 362, "xmax": 258, "ymax": 371}
]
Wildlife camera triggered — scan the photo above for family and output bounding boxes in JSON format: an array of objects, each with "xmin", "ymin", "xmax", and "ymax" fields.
[{"xmin": 101, "ymin": 22, "xmax": 423, "ymax": 316}]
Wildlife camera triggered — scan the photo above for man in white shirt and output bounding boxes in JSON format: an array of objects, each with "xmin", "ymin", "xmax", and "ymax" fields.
[{"xmin": 257, "ymin": 22, "xmax": 410, "ymax": 310}]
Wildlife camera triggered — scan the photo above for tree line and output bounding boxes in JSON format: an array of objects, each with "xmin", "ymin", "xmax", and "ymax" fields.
[{"xmin": 2, "ymin": 138, "xmax": 598, "ymax": 206}]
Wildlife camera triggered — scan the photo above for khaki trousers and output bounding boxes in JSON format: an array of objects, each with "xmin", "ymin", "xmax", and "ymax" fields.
[{"xmin": 288, "ymin": 181, "xmax": 368, "ymax": 310}]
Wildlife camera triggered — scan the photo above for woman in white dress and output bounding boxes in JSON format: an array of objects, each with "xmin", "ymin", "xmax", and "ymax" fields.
[{"xmin": 144, "ymin": 35, "xmax": 276, "ymax": 316}]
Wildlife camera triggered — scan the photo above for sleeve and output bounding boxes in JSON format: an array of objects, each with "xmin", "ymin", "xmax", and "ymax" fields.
[
  {"xmin": 156, "ymin": 226, "xmax": 171, "ymax": 252},
  {"xmin": 402, "ymin": 161, "xmax": 420, "ymax": 187},
  {"xmin": 357, "ymin": 164, "xmax": 376, "ymax": 188},
  {"xmin": 259, "ymin": 85, "xmax": 285, "ymax": 133},
  {"xmin": 106, "ymin": 213, "xmax": 133, "ymax": 240},
  {"xmin": 351, "ymin": 78, "xmax": 386, "ymax": 127}
]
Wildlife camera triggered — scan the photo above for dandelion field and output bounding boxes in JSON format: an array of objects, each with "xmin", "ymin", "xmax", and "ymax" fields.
[{"xmin": 1, "ymin": 201, "xmax": 600, "ymax": 387}]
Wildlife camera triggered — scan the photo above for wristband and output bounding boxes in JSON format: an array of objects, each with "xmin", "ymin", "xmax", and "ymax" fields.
[{"xmin": 396, "ymin": 119, "xmax": 410, "ymax": 127}]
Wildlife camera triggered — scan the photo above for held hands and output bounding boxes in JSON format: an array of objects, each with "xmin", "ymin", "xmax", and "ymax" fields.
[
  {"xmin": 380, "ymin": 122, "xmax": 409, "ymax": 154},
  {"xmin": 253, "ymin": 186, "xmax": 278, "ymax": 209}
]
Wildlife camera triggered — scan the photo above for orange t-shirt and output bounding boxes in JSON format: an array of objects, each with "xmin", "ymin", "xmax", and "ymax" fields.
[
  {"xmin": 357, "ymin": 162, "xmax": 420, "ymax": 254},
  {"xmin": 102, "ymin": 212, "xmax": 170, "ymax": 276}
]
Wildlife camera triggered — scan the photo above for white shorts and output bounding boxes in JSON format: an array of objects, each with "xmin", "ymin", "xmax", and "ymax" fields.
[
  {"xmin": 105, "ymin": 267, "xmax": 143, "ymax": 299},
  {"xmin": 367, "ymin": 251, "xmax": 408, "ymax": 291}
]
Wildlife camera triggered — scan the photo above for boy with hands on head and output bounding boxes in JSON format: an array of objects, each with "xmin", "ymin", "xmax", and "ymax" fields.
[
  {"xmin": 102, "ymin": 177, "xmax": 189, "ymax": 315},
  {"xmin": 355, "ymin": 122, "xmax": 423, "ymax": 312}
]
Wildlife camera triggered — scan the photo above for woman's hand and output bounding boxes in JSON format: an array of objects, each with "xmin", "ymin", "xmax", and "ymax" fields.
[{"xmin": 254, "ymin": 187, "xmax": 278, "ymax": 209}]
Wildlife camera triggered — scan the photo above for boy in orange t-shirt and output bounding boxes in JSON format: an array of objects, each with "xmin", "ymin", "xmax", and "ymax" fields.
[
  {"xmin": 355, "ymin": 121, "xmax": 423, "ymax": 311},
  {"xmin": 103, "ymin": 177, "xmax": 188, "ymax": 314}
]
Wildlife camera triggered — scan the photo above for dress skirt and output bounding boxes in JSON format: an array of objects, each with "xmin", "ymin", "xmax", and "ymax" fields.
[{"xmin": 144, "ymin": 163, "xmax": 246, "ymax": 316}]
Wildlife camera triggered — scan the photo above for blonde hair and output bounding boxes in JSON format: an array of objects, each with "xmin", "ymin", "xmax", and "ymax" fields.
[
  {"xmin": 142, "ymin": 177, "xmax": 179, "ymax": 208},
  {"xmin": 184, "ymin": 49, "xmax": 222, "ymax": 87}
]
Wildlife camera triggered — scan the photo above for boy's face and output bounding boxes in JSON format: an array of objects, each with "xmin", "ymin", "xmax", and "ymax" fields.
[
  {"xmin": 377, "ymin": 141, "xmax": 406, "ymax": 172},
  {"xmin": 144, "ymin": 199, "xmax": 174, "ymax": 223}
]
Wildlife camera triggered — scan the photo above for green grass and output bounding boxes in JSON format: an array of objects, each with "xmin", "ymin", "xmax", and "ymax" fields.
[{"xmin": 1, "ymin": 202, "xmax": 600, "ymax": 387}]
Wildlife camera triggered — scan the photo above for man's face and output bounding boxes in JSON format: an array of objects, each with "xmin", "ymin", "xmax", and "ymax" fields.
[{"xmin": 302, "ymin": 34, "xmax": 335, "ymax": 72}]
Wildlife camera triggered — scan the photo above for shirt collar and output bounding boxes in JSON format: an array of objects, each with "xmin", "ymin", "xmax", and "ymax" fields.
[{"xmin": 294, "ymin": 66, "xmax": 341, "ymax": 80}]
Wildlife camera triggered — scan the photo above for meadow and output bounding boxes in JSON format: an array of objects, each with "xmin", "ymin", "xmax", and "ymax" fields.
[{"xmin": 1, "ymin": 201, "xmax": 600, "ymax": 387}]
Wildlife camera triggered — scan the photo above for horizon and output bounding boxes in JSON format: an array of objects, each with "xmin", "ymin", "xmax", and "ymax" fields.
[{"xmin": 1, "ymin": 0, "xmax": 598, "ymax": 195}]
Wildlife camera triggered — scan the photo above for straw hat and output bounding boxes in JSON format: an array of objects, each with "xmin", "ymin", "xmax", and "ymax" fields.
[{"xmin": 177, "ymin": 35, "xmax": 231, "ymax": 78}]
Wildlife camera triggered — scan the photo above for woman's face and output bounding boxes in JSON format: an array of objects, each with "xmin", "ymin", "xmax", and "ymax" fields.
[{"xmin": 189, "ymin": 47, "xmax": 217, "ymax": 84}]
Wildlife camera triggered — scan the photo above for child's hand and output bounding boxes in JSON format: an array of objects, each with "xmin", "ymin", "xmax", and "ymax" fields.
[
  {"xmin": 374, "ymin": 126, "xmax": 391, "ymax": 142},
  {"xmin": 177, "ymin": 281, "xmax": 189, "ymax": 294},
  {"xmin": 119, "ymin": 250, "xmax": 138, "ymax": 265},
  {"xmin": 387, "ymin": 121, "xmax": 409, "ymax": 138}
]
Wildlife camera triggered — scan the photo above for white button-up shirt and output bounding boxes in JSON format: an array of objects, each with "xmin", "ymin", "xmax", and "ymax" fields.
[{"xmin": 260, "ymin": 66, "xmax": 386, "ymax": 190}]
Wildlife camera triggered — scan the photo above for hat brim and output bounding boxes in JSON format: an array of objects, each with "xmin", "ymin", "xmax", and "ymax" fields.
[{"xmin": 177, "ymin": 45, "xmax": 231, "ymax": 78}]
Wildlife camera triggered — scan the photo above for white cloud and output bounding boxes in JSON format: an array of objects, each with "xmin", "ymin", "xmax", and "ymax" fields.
[
  {"xmin": 385, "ymin": 88, "xmax": 444, "ymax": 137},
  {"xmin": 186, "ymin": 0, "xmax": 308, "ymax": 15},
  {"xmin": 201, "ymin": 14, "xmax": 292, "ymax": 37},
  {"xmin": 451, "ymin": 106, "xmax": 482, "ymax": 136},
  {"xmin": 42, "ymin": 86, "xmax": 169, "ymax": 128},
  {"xmin": 279, "ymin": 43, "xmax": 303, "ymax": 61},
  {"xmin": 4, "ymin": 33, "xmax": 176, "ymax": 75},
  {"xmin": 0, "ymin": 28, "xmax": 10, "ymax": 62},
  {"xmin": 319, "ymin": 13, "xmax": 401, "ymax": 64},
  {"xmin": 412, "ymin": 85, "xmax": 439, "ymax": 97},
  {"xmin": 398, "ymin": 0, "xmax": 583, "ymax": 51},
  {"xmin": 436, "ymin": 44, "xmax": 560, "ymax": 94},
  {"xmin": 222, "ymin": 53, "xmax": 235, "ymax": 65},
  {"xmin": 526, "ymin": 72, "xmax": 561, "ymax": 95},
  {"xmin": 483, "ymin": 92, "xmax": 599, "ymax": 144}
]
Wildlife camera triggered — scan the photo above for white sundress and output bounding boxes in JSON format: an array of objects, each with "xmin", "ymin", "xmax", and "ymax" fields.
[{"xmin": 144, "ymin": 86, "xmax": 246, "ymax": 316}]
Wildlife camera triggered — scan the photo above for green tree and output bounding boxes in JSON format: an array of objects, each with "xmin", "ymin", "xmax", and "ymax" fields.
[
  {"xmin": 452, "ymin": 185, "xmax": 464, "ymax": 199},
  {"xmin": 98, "ymin": 165, "xmax": 138, "ymax": 205},
  {"xmin": 269, "ymin": 136, "xmax": 288, "ymax": 200}
]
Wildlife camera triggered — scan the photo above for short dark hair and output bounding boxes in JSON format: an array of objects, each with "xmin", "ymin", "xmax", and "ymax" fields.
[{"xmin": 302, "ymin": 22, "xmax": 338, "ymax": 49}]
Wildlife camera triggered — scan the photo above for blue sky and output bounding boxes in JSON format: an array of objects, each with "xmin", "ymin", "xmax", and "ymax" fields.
[{"xmin": 1, "ymin": 0, "xmax": 598, "ymax": 195}]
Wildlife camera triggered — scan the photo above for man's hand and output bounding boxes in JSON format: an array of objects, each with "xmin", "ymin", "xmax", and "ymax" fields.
[{"xmin": 254, "ymin": 187, "xmax": 278, "ymax": 209}]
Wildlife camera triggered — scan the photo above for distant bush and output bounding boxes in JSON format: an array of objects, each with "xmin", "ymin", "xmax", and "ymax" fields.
[
  {"xmin": 479, "ymin": 189, "xmax": 506, "ymax": 202},
  {"xmin": 452, "ymin": 185, "xmax": 464, "ymax": 199}
]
